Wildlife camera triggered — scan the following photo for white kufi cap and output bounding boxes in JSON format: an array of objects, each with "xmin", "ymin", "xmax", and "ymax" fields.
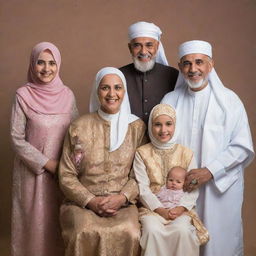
[
  {"xmin": 179, "ymin": 40, "xmax": 212, "ymax": 59},
  {"xmin": 128, "ymin": 21, "xmax": 162, "ymax": 41}
]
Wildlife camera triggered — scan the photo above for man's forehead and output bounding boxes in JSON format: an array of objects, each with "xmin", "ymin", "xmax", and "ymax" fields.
[
  {"xmin": 180, "ymin": 53, "xmax": 210, "ymax": 62},
  {"xmin": 130, "ymin": 37, "xmax": 158, "ymax": 43}
]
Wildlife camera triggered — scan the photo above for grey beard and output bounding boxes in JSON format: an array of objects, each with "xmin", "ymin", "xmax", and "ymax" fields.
[{"xmin": 133, "ymin": 57, "xmax": 156, "ymax": 73}]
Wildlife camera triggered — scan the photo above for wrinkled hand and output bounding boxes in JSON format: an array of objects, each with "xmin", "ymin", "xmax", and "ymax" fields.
[
  {"xmin": 44, "ymin": 159, "xmax": 58, "ymax": 174},
  {"xmin": 184, "ymin": 168, "xmax": 213, "ymax": 192},
  {"xmin": 87, "ymin": 194, "xmax": 126, "ymax": 217},
  {"xmin": 87, "ymin": 196, "xmax": 108, "ymax": 216},
  {"xmin": 168, "ymin": 206, "xmax": 186, "ymax": 220},
  {"xmin": 100, "ymin": 194, "xmax": 127, "ymax": 214}
]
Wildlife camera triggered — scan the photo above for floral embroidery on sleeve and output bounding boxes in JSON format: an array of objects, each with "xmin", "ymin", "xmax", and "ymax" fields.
[{"xmin": 71, "ymin": 136, "xmax": 85, "ymax": 170}]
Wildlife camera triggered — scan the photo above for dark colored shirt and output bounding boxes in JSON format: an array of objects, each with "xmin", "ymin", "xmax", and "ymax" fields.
[{"xmin": 120, "ymin": 63, "xmax": 178, "ymax": 123}]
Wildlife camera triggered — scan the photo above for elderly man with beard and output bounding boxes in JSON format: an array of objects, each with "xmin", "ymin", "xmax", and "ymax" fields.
[
  {"xmin": 162, "ymin": 40, "xmax": 254, "ymax": 256},
  {"xmin": 120, "ymin": 21, "xmax": 178, "ymax": 123}
]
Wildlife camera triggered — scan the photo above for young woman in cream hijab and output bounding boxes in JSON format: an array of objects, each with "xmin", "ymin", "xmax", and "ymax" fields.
[{"xmin": 133, "ymin": 103, "xmax": 203, "ymax": 256}]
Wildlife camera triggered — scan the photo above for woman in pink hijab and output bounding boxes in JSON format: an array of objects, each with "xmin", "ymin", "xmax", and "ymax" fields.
[{"xmin": 10, "ymin": 42, "xmax": 79, "ymax": 256}]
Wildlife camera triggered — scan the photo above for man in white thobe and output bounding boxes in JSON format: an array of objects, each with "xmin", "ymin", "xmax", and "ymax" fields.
[{"xmin": 161, "ymin": 40, "xmax": 254, "ymax": 256}]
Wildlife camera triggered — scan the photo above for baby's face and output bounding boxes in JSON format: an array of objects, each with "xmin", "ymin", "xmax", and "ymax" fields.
[{"xmin": 166, "ymin": 168, "xmax": 186, "ymax": 190}]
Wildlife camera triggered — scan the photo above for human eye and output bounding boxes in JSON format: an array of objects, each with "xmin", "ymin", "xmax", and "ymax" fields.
[
  {"xmin": 115, "ymin": 84, "xmax": 123, "ymax": 90},
  {"xmin": 49, "ymin": 60, "xmax": 56, "ymax": 66},
  {"xmin": 182, "ymin": 61, "xmax": 191, "ymax": 67},
  {"xmin": 99, "ymin": 85, "xmax": 109, "ymax": 91},
  {"xmin": 196, "ymin": 59, "xmax": 204, "ymax": 65},
  {"xmin": 132, "ymin": 43, "xmax": 141, "ymax": 48},
  {"xmin": 166, "ymin": 121, "xmax": 173, "ymax": 126},
  {"xmin": 153, "ymin": 122, "xmax": 161, "ymax": 127},
  {"xmin": 146, "ymin": 42, "xmax": 153, "ymax": 48},
  {"xmin": 37, "ymin": 59, "xmax": 44, "ymax": 65}
]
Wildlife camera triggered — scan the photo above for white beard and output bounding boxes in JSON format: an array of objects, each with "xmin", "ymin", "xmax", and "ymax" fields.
[
  {"xmin": 186, "ymin": 79, "xmax": 204, "ymax": 89},
  {"xmin": 133, "ymin": 56, "xmax": 156, "ymax": 73},
  {"xmin": 185, "ymin": 76, "xmax": 209, "ymax": 89}
]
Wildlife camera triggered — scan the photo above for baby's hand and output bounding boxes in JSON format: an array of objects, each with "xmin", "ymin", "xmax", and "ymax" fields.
[{"xmin": 168, "ymin": 206, "xmax": 186, "ymax": 220}]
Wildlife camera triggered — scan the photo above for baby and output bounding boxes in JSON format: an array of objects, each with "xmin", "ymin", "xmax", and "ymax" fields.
[
  {"xmin": 156, "ymin": 166, "xmax": 186, "ymax": 209},
  {"xmin": 156, "ymin": 166, "xmax": 209, "ymax": 245}
]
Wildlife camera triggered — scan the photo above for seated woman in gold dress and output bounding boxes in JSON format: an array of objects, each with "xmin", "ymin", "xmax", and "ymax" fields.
[{"xmin": 58, "ymin": 67, "xmax": 146, "ymax": 256}]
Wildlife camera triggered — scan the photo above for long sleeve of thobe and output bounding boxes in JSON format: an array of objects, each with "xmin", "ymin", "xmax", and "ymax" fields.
[
  {"xmin": 58, "ymin": 129, "xmax": 95, "ymax": 208},
  {"xmin": 10, "ymin": 97, "xmax": 49, "ymax": 175},
  {"xmin": 206, "ymin": 104, "xmax": 254, "ymax": 193}
]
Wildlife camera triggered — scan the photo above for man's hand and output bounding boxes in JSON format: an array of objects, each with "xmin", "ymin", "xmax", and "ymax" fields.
[{"xmin": 184, "ymin": 167, "xmax": 213, "ymax": 192}]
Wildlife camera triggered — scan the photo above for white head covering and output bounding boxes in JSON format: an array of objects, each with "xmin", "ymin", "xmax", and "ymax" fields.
[
  {"xmin": 148, "ymin": 104, "xmax": 179, "ymax": 150},
  {"xmin": 89, "ymin": 67, "xmax": 138, "ymax": 152},
  {"xmin": 174, "ymin": 41, "xmax": 226, "ymax": 105},
  {"xmin": 128, "ymin": 21, "xmax": 169, "ymax": 66},
  {"xmin": 179, "ymin": 40, "xmax": 212, "ymax": 59}
]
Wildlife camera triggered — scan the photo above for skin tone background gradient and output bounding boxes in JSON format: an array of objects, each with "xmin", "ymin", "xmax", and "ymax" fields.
[{"xmin": 1, "ymin": 1, "xmax": 255, "ymax": 255}]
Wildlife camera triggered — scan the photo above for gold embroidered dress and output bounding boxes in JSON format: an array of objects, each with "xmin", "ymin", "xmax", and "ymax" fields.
[{"xmin": 59, "ymin": 112, "xmax": 145, "ymax": 256}]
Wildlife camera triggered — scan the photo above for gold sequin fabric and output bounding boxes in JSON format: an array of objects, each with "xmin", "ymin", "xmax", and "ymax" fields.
[{"xmin": 59, "ymin": 112, "xmax": 146, "ymax": 256}]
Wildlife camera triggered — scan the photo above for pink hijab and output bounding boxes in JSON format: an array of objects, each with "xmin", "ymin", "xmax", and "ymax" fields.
[{"xmin": 16, "ymin": 42, "xmax": 74, "ymax": 114}]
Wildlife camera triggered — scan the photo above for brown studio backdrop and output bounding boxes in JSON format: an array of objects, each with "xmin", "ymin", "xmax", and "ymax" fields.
[{"xmin": 1, "ymin": 0, "xmax": 255, "ymax": 255}]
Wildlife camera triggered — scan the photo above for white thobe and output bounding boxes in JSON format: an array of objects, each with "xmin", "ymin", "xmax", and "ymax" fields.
[{"xmin": 162, "ymin": 83, "xmax": 254, "ymax": 256}]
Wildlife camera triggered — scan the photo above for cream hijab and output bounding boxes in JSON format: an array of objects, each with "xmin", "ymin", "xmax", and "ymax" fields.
[
  {"xmin": 148, "ymin": 104, "xmax": 179, "ymax": 150},
  {"xmin": 89, "ymin": 67, "xmax": 138, "ymax": 152}
]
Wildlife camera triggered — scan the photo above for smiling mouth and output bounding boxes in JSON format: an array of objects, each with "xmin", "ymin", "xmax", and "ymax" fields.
[
  {"xmin": 106, "ymin": 98, "xmax": 119, "ymax": 103},
  {"xmin": 137, "ymin": 54, "xmax": 151, "ymax": 60},
  {"xmin": 40, "ymin": 72, "xmax": 53, "ymax": 77},
  {"xmin": 159, "ymin": 133, "xmax": 170, "ymax": 136},
  {"xmin": 188, "ymin": 72, "xmax": 202, "ymax": 79}
]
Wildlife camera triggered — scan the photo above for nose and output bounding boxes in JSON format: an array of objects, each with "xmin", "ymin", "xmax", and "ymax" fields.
[
  {"xmin": 189, "ymin": 62, "xmax": 197, "ymax": 72},
  {"xmin": 107, "ymin": 87, "xmax": 115, "ymax": 97},
  {"xmin": 160, "ymin": 125, "xmax": 167, "ymax": 133},
  {"xmin": 140, "ymin": 45, "xmax": 147, "ymax": 55},
  {"xmin": 43, "ymin": 63, "xmax": 50, "ymax": 72}
]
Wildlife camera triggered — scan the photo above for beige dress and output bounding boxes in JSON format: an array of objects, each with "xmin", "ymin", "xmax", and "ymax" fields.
[
  {"xmin": 59, "ymin": 112, "xmax": 146, "ymax": 256},
  {"xmin": 133, "ymin": 143, "xmax": 200, "ymax": 256}
]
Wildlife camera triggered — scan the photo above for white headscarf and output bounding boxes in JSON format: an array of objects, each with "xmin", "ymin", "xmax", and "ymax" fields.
[
  {"xmin": 89, "ymin": 67, "xmax": 138, "ymax": 152},
  {"xmin": 148, "ymin": 104, "xmax": 179, "ymax": 150},
  {"xmin": 128, "ymin": 21, "xmax": 169, "ymax": 66}
]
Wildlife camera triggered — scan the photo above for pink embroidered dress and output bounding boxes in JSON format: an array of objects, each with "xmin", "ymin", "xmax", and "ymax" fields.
[
  {"xmin": 10, "ymin": 42, "xmax": 78, "ymax": 256},
  {"xmin": 156, "ymin": 186, "xmax": 184, "ymax": 209}
]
